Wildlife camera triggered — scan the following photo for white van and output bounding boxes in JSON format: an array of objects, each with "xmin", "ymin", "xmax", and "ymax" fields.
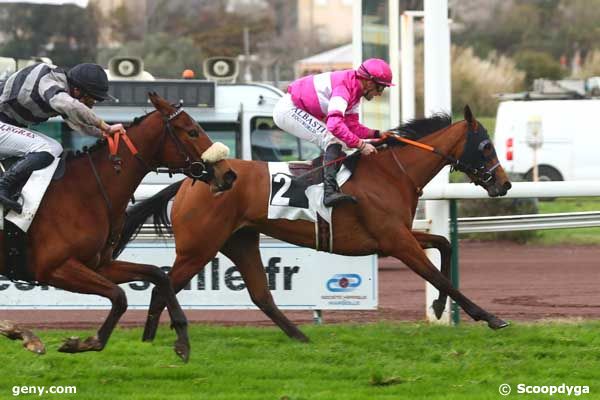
[{"xmin": 494, "ymin": 99, "xmax": 600, "ymax": 181}]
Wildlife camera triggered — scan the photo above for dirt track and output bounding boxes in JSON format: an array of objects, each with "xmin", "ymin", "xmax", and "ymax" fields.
[{"xmin": 2, "ymin": 241, "xmax": 600, "ymax": 329}]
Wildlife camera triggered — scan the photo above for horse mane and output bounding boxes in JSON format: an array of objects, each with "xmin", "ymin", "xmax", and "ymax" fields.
[
  {"xmin": 63, "ymin": 109, "xmax": 159, "ymax": 161},
  {"xmin": 389, "ymin": 113, "xmax": 452, "ymax": 144},
  {"xmin": 64, "ymin": 138, "xmax": 107, "ymax": 160},
  {"xmin": 130, "ymin": 110, "xmax": 155, "ymax": 127}
]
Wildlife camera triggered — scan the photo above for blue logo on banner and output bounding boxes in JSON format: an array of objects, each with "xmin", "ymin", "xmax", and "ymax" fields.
[{"xmin": 326, "ymin": 274, "xmax": 362, "ymax": 292}]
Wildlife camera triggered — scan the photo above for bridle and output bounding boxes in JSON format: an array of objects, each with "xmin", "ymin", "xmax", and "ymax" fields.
[
  {"xmin": 451, "ymin": 125, "xmax": 500, "ymax": 186},
  {"xmin": 103, "ymin": 106, "xmax": 214, "ymax": 182},
  {"xmin": 387, "ymin": 123, "xmax": 500, "ymax": 187},
  {"xmin": 156, "ymin": 107, "xmax": 214, "ymax": 182}
]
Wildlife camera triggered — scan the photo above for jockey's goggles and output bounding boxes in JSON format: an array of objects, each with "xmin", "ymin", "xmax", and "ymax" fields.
[{"xmin": 358, "ymin": 64, "xmax": 391, "ymax": 90}]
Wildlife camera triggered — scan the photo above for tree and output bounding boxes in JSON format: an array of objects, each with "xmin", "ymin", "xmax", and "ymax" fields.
[
  {"xmin": 109, "ymin": 5, "xmax": 144, "ymax": 43},
  {"xmin": 98, "ymin": 33, "xmax": 204, "ymax": 79},
  {"xmin": 0, "ymin": 3, "xmax": 100, "ymax": 67},
  {"xmin": 514, "ymin": 50, "xmax": 565, "ymax": 86}
]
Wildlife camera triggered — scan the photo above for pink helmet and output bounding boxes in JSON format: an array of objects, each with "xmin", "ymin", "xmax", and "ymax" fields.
[{"xmin": 356, "ymin": 58, "xmax": 395, "ymax": 87}]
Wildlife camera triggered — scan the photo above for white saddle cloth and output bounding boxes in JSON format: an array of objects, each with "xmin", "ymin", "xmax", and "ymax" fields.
[
  {"xmin": 5, "ymin": 159, "xmax": 60, "ymax": 232},
  {"xmin": 267, "ymin": 161, "xmax": 352, "ymax": 225}
]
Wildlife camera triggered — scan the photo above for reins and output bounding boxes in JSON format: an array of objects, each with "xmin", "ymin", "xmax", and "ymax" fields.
[{"xmin": 293, "ymin": 126, "xmax": 497, "ymax": 187}]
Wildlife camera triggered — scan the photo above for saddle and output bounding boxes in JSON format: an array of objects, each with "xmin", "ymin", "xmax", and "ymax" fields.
[
  {"xmin": 272, "ymin": 153, "xmax": 361, "ymax": 253},
  {"xmin": 0, "ymin": 155, "xmax": 66, "ymax": 283}
]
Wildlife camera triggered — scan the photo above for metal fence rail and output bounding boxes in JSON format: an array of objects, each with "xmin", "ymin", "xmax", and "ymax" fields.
[
  {"xmin": 412, "ymin": 211, "xmax": 600, "ymax": 233},
  {"xmin": 137, "ymin": 211, "xmax": 600, "ymax": 239}
]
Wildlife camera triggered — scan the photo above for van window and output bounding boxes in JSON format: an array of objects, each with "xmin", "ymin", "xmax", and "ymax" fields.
[
  {"xmin": 201, "ymin": 122, "xmax": 239, "ymax": 158},
  {"xmin": 251, "ymin": 117, "xmax": 321, "ymax": 161}
]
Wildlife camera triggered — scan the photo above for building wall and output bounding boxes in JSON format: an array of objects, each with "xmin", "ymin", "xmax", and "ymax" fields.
[{"xmin": 298, "ymin": 0, "xmax": 353, "ymax": 46}]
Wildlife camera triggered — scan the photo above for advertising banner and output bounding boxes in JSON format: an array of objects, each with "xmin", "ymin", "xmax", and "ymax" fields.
[{"xmin": 0, "ymin": 240, "xmax": 377, "ymax": 310}]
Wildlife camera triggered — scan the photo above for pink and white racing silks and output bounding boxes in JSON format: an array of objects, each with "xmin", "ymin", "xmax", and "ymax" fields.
[{"xmin": 287, "ymin": 70, "xmax": 376, "ymax": 148}]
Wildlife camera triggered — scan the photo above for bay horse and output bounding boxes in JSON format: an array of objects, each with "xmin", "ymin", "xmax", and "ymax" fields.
[
  {"xmin": 0, "ymin": 93, "xmax": 236, "ymax": 361},
  {"xmin": 116, "ymin": 106, "xmax": 511, "ymax": 344}
]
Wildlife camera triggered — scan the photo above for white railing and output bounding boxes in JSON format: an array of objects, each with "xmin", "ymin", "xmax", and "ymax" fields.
[
  {"xmin": 134, "ymin": 180, "xmax": 600, "ymax": 235},
  {"xmin": 421, "ymin": 180, "xmax": 600, "ymax": 200}
]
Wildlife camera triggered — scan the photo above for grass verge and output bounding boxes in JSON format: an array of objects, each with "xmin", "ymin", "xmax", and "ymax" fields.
[{"xmin": 0, "ymin": 321, "xmax": 598, "ymax": 399}]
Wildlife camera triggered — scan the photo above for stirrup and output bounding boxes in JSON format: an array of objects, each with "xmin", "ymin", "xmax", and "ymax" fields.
[{"xmin": 0, "ymin": 195, "xmax": 22, "ymax": 214}]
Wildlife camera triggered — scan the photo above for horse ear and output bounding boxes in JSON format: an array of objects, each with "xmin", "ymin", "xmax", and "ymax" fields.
[
  {"xmin": 148, "ymin": 92, "xmax": 158, "ymax": 107},
  {"xmin": 464, "ymin": 105, "xmax": 477, "ymax": 130},
  {"xmin": 148, "ymin": 92, "xmax": 170, "ymax": 115}
]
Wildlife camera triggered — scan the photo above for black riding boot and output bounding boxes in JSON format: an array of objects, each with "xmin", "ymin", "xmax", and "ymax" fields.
[
  {"xmin": 323, "ymin": 144, "xmax": 357, "ymax": 207},
  {"xmin": 0, "ymin": 151, "xmax": 54, "ymax": 214}
]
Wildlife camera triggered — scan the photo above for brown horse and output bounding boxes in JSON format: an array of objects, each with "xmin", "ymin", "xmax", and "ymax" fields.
[
  {"xmin": 0, "ymin": 93, "xmax": 236, "ymax": 361},
  {"xmin": 116, "ymin": 106, "xmax": 511, "ymax": 343}
]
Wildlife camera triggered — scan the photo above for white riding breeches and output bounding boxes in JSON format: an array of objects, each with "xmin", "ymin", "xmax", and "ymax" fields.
[
  {"xmin": 273, "ymin": 93, "xmax": 346, "ymax": 151},
  {"xmin": 0, "ymin": 122, "xmax": 63, "ymax": 159}
]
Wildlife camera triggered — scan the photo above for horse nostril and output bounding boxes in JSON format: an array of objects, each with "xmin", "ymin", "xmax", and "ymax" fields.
[{"xmin": 504, "ymin": 181, "xmax": 512, "ymax": 191}]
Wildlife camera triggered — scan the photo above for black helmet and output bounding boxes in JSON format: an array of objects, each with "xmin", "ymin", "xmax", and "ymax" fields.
[{"xmin": 67, "ymin": 63, "xmax": 115, "ymax": 101}]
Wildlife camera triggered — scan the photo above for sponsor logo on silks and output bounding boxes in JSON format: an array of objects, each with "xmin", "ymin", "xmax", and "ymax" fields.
[{"xmin": 326, "ymin": 274, "xmax": 362, "ymax": 292}]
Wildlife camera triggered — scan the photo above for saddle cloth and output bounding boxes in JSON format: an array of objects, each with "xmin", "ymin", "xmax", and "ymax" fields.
[
  {"xmin": 4, "ymin": 159, "xmax": 60, "ymax": 232},
  {"xmin": 267, "ymin": 161, "xmax": 353, "ymax": 225}
]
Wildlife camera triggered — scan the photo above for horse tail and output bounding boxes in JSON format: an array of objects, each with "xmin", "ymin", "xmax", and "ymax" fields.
[{"xmin": 112, "ymin": 179, "xmax": 185, "ymax": 259}]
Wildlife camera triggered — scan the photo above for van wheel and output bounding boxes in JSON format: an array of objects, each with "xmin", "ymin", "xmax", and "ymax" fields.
[
  {"xmin": 524, "ymin": 165, "xmax": 563, "ymax": 182},
  {"xmin": 524, "ymin": 166, "xmax": 563, "ymax": 201}
]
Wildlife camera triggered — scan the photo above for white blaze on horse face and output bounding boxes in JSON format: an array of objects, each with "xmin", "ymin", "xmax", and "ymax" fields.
[{"xmin": 201, "ymin": 142, "xmax": 230, "ymax": 163}]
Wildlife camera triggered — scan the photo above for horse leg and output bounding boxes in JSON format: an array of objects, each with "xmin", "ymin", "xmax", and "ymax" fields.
[
  {"xmin": 412, "ymin": 231, "xmax": 451, "ymax": 320},
  {"xmin": 0, "ymin": 320, "xmax": 46, "ymax": 354},
  {"xmin": 97, "ymin": 261, "xmax": 190, "ymax": 362},
  {"xmin": 221, "ymin": 229, "xmax": 309, "ymax": 342},
  {"xmin": 143, "ymin": 240, "xmax": 228, "ymax": 342},
  {"xmin": 384, "ymin": 229, "xmax": 508, "ymax": 329},
  {"xmin": 43, "ymin": 258, "xmax": 128, "ymax": 352},
  {"xmin": 143, "ymin": 253, "xmax": 214, "ymax": 342}
]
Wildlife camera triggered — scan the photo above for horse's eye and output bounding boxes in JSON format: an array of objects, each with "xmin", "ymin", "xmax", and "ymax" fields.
[
  {"xmin": 189, "ymin": 129, "xmax": 199, "ymax": 138},
  {"xmin": 478, "ymin": 140, "xmax": 492, "ymax": 152}
]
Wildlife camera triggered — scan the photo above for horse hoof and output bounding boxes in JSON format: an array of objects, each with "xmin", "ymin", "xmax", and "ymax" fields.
[
  {"xmin": 24, "ymin": 338, "xmax": 46, "ymax": 355},
  {"xmin": 142, "ymin": 321, "xmax": 158, "ymax": 342},
  {"xmin": 294, "ymin": 332, "xmax": 310, "ymax": 343},
  {"xmin": 58, "ymin": 336, "xmax": 102, "ymax": 353},
  {"xmin": 432, "ymin": 299, "xmax": 446, "ymax": 320},
  {"xmin": 59, "ymin": 336, "xmax": 81, "ymax": 353},
  {"xmin": 174, "ymin": 339, "xmax": 190, "ymax": 363},
  {"xmin": 142, "ymin": 331, "xmax": 156, "ymax": 342},
  {"xmin": 488, "ymin": 316, "xmax": 510, "ymax": 330}
]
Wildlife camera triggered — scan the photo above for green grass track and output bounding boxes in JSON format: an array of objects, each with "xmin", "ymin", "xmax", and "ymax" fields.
[{"xmin": 1, "ymin": 321, "xmax": 599, "ymax": 399}]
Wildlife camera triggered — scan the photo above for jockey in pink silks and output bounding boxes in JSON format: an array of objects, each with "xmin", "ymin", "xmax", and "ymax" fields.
[{"xmin": 273, "ymin": 58, "xmax": 394, "ymax": 207}]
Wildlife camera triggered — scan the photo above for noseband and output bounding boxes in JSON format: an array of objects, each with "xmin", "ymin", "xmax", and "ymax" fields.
[{"xmin": 157, "ymin": 107, "xmax": 214, "ymax": 182}]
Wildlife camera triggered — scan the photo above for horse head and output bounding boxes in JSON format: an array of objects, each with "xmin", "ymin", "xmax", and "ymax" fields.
[
  {"xmin": 455, "ymin": 105, "xmax": 512, "ymax": 197},
  {"xmin": 148, "ymin": 92, "xmax": 237, "ymax": 192}
]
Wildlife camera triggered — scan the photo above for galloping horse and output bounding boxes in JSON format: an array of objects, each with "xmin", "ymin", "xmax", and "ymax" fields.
[
  {"xmin": 0, "ymin": 93, "xmax": 236, "ymax": 361},
  {"xmin": 116, "ymin": 106, "xmax": 511, "ymax": 344}
]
